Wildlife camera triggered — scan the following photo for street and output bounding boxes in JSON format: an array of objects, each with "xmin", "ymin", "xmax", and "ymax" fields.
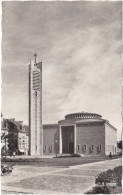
[{"xmin": 1, "ymin": 158, "xmax": 121, "ymax": 194}]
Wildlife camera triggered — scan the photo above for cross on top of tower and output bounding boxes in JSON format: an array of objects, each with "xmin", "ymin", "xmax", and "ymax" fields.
[{"xmin": 34, "ymin": 53, "xmax": 37, "ymax": 64}]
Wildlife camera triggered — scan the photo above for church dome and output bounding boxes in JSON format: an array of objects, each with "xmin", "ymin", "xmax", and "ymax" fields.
[{"xmin": 65, "ymin": 112, "xmax": 102, "ymax": 120}]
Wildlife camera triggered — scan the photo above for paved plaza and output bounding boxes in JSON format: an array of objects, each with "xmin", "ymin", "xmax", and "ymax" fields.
[{"xmin": 1, "ymin": 158, "xmax": 121, "ymax": 194}]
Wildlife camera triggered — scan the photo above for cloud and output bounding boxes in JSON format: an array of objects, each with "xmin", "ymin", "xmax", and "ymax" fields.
[{"xmin": 2, "ymin": 1, "xmax": 122, "ymax": 140}]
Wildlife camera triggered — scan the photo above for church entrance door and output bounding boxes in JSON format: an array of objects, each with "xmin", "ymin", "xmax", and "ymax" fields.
[
  {"xmin": 69, "ymin": 141, "xmax": 74, "ymax": 153},
  {"xmin": 62, "ymin": 126, "xmax": 74, "ymax": 154}
]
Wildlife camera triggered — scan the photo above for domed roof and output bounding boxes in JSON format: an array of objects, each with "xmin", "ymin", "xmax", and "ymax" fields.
[
  {"xmin": 65, "ymin": 112, "xmax": 102, "ymax": 120},
  {"xmin": 58, "ymin": 112, "xmax": 116, "ymax": 130}
]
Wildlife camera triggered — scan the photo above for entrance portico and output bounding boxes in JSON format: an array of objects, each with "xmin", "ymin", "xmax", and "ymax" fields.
[{"xmin": 59, "ymin": 124, "xmax": 76, "ymax": 154}]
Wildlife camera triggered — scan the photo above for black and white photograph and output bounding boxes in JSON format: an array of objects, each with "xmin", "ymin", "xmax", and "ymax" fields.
[{"xmin": 1, "ymin": 0, "xmax": 122, "ymax": 194}]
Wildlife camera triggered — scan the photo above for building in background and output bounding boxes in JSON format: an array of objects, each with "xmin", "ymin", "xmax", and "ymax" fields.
[
  {"xmin": 18, "ymin": 124, "xmax": 29, "ymax": 155},
  {"xmin": 1, "ymin": 119, "xmax": 9, "ymax": 155},
  {"xmin": 18, "ymin": 130, "xmax": 29, "ymax": 155},
  {"xmin": 2, "ymin": 118, "xmax": 19, "ymax": 156},
  {"xmin": 28, "ymin": 57, "xmax": 43, "ymax": 155},
  {"xmin": 1, "ymin": 118, "xmax": 29, "ymax": 156}
]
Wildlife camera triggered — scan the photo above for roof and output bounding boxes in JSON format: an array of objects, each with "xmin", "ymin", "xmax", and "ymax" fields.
[
  {"xmin": 58, "ymin": 118, "xmax": 106, "ymax": 125},
  {"xmin": 43, "ymin": 123, "xmax": 58, "ymax": 127},
  {"xmin": 23, "ymin": 125, "xmax": 29, "ymax": 136},
  {"xmin": 105, "ymin": 121, "xmax": 117, "ymax": 131},
  {"xmin": 65, "ymin": 112, "xmax": 102, "ymax": 120},
  {"xmin": 2, "ymin": 118, "xmax": 29, "ymax": 134},
  {"xmin": 13, "ymin": 121, "xmax": 22, "ymax": 130}
]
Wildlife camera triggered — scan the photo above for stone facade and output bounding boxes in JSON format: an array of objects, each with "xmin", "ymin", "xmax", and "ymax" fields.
[
  {"xmin": 43, "ymin": 124, "xmax": 59, "ymax": 154},
  {"xmin": 105, "ymin": 122, "xmax": 117, "ymax": 155},
  {"xmin": 76, "ymin": 122, "xmax": 105, "ymax": 155}
]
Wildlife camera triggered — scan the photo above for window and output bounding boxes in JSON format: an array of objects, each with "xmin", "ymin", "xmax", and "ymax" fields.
[
  {"xmin": 99, "ymin": 145, "xmax": 102, "ymax": 151},
  {"xmin": 84, "ymin": 145, "xmax": 87, "ymax": 151},
  {"xmin": 51, "ymin": 145, "xmax": 52, "ymax": 151},
  {"xmin": 77, "ymin": 145, "xmax": 79, "ymax": 151},
  {"xmin": 43, "ymin": 145, "xmax": 47, "ymax": 152},
  {"xmin": 91, "ymin": 145, "xmax": 94, "ymax": 151},
  {"xmin": 49, "ymin": 145, "xmax": 52, "ymax": 152}
]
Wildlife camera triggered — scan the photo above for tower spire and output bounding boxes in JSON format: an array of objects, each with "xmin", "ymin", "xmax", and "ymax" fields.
[{"xmin": 34, "ymin": 53, "xmax": 37, "ymax": 64}]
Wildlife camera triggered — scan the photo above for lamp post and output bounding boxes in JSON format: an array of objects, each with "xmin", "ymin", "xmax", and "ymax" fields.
[{"xmin": 55, "ymin": 140, "xmax": 58, "ymax": 158}]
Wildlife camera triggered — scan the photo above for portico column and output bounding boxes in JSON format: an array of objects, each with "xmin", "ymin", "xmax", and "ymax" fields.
[
  {"xmin": 59, "ymin": 125, "xmax": 62, "ymax": 154},
  {"xmin": 74, "ymin": 124, "xmax": 76, "ymax": 153}
]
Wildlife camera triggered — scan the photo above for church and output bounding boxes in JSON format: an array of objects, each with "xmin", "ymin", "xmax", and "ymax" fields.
[
  {"xmin": 28, "ymin": 56, "xmax": 117, "ymax": 156},
  {"xmin": 43, "ymin": 112, "xmax": 117, "ymax": 156}
]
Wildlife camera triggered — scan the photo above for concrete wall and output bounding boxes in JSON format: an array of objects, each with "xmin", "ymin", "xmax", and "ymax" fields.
[
  {"xmin": 29, "ymin": 63, "xmax": 43, "ymax": 156},
  {"xmin": 43, "ymin": 124, "xmax": 59, "ymax": 154},
  {"xmin": 105, "ymin": 122, "xmax": 117, "ymax": 155},
  {"xmin": 76, "ymin": 122, "xmax": 105, "ymax": 155}
]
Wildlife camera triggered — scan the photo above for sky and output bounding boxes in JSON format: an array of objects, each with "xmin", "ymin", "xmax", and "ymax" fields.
[{"xmin": 2, "ymin": 1, "xmax": 122, "ymax": 140}]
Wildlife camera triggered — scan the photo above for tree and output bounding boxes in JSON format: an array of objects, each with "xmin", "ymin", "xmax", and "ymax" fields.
[
  {"xmin": 2, "ymin": 120, "xmax": 18, "ymax": 156},
  {"xmin": 117, "ymin": 140, "xmax": 122, "ymax": 149}
]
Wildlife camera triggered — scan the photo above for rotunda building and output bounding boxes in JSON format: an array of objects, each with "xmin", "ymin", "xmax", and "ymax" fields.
[{"xmin": 42, "ymin": 112, "xmax": 117, "ymax": 156}]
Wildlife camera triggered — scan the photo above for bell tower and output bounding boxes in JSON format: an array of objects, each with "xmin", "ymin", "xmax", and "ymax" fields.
[{"xmin": 29, "ymin": 54, "xmax": 43, "ymax": 155}]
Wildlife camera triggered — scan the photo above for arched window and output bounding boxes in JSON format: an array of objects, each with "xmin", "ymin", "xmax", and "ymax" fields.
[
  {"xmin": 84, "ymin": 145, "xmax": 87, "ymax": 151},
  {"xmin": 77, "ymin": 145, "xmax": 80, "ymax": 151},
  {"xmin": 45, "ymin": 145, "xmax": 47, "ymax": 151},
  {"xmin": 91, "ymin": 145, "xmax": 94, "ymax": 151},
  {"xmin": 50, "ymin": 145, "xmax": 52, "ymax": 152},
  {"xmin": 43, "ymin": 145, "xmax": 47, "ymax": 152}
]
